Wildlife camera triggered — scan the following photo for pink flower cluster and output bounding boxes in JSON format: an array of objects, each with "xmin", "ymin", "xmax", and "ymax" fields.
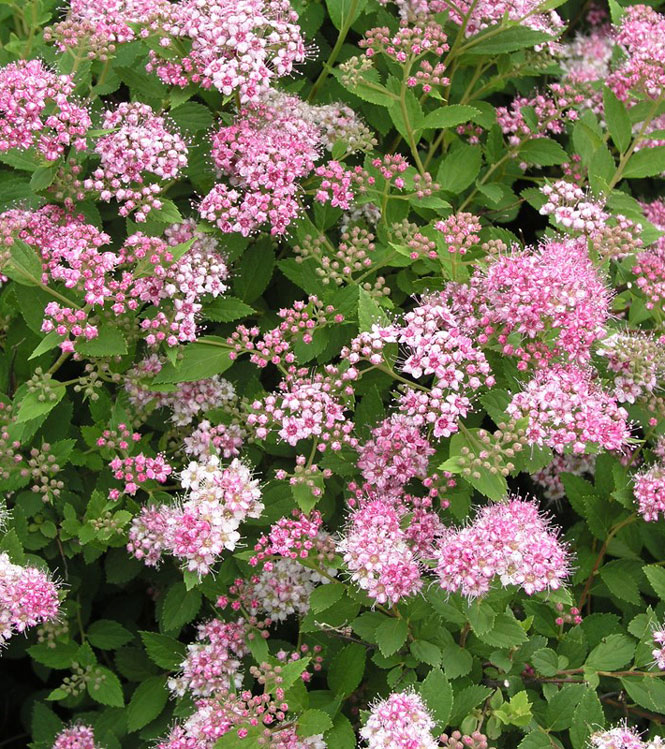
[
  {"xmin": 128, "ymin": 456, "xmax": 263, "ymax": 574},
  {"xmin": 434, "ymin": 212, "xmax": 481, "ymax": 255},
  {"xmin": 168, "ymin": 618, "xmax": 248, "ymax": 698},
  {"xmin": 0, "ymin": 59, "xmax": 90, "ymax": 160},
  {"xmin": 251, "ymin": 510, "xmax": 325, "ymax": 567},
  {"xmin": 608, "ymin": 4, "xmax": 665, "ymax": 101},
  {"xmin": 507, "ymin": 364, "xmax": 630, "ymax": 454},
  {"xmin": 338, "ymin": 499, "xmax": 422, "ymax": 605},
  {"xmin": 0, "ymin": 553, "xmax": 60, "ymax": 646},
  {"xmin": 52, "ymin": 724, "xmax": 99, "ymax": 749},
  {"xmin": 145, "ymin": 0, "xmax": 306, "ymax": 102},
  {"xmin": 597, "ymin": 332, "xmax": 665, "ymax": 404},
  {"xmin": 184, "ymin": 419, "xmax": 246, "ymax": 461},
  {"xmin": 360, "ymin": 690, "xmax": 438, "ymax": 749},
  {"xmin": 108, "ymin": 453, "xmax": 172, "ymax": 499},
  {"xmin": 653, "ymin": 624, "xmax": 665, "ymax": 671},
  {"xmin": 540, "ymin": 180, "xmax": 608, "ymax": 234},
  {"xmin": 250, "ymin": 557, "xmax": 329, "ymax": 621},
  {"xmin": 434, "ymin": 497, "xmax": 570, "ymax": 598},
  {"xmin": 84, "ymin": 102, "xmax": 188, "ymax": 221},
  {"xmin": 589, "ymin": 723, "xmax": 663, "ymax": 749},
  {"xmin": 634, "ymin": 462, "xmax": 665, "ymax": 522},
  {"xmin": 560, "ymin": 26, "xmax": 614, "ymax": 84},
  {"xmin": 531, "ymin": 453, "xmax": 596, "ymax": 502},
  {"xmin": 200, "ymin": 102, "xmax": 320, "ymax": 235}
]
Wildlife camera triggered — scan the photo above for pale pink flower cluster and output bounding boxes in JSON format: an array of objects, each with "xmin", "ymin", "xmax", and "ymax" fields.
[
  {"xmin": 634, "ymin": 462, "xmax": 665, "ymax": 522},
  {"xmin": 251, "ymin": 557, "xmax": 328, "ymax": 621},
  {"xmin": 146, "ymin": 0, "xmax": 306, "ymax": 102},
  {"xmin": 357, "ymin": 414, "xmax": 434, "ymax": 498},
  {"xmin": 589, "ymin": 723, "xmax": 664, "ymax": 749},
  {"xmin": 337, "ymin": 499, "xmax": 422, "ymax": 605},
  {"xmin": 531, "ymin": 453, "xmax": 596, "ymax": 502},
  {"xmin": 168, "ymin": 618, "xmax": 247, "ymax": 698},
  {"xmin": 200, "ymin": 102, "xmax": 320, "ymax": 236},
  {"xmin": 108, "ymin": 453, "xmax": 172, "ymax": 499},
  {"xmin": 128, "ymin": 456, "xmax": 263, "ymax": 574},
  {"xmin": 507, "ymin": 364, "xmax": 630, "ymax": 454},
  {"xmin": 84, "ymin": 102, "xmax": 188, "ymax": 221},
  {"xmin": 248, "ymin": 375, "xmax": 346, "ymax": 446},
  {"xmin": 540, "ymin": 180, "xmax": 608, "ymax": 234},
  {"xmin": 608, "ymin": 4, "xmax": 665, "ymax": 101},
  {"xmin": 653, "ymin": 625, "xmax": 665, "ymax": 671},
  {"xmin": 560, "ymin": 26, "xmax": 614, "ymax": 84},
  {"xmin": 444, "ymin": 0, "xmax": 564, "ymax": 41},
  {"xmin": 0, "ymin": 553, "xmax": 60, "ymax": 646},
  {"xmin": 0, "ymin": 59, "xmax": 90, "ymax": 160},
  {"xmin": 184, "ymin": 419, "xmax": 246, "ymax": 461},
  {"xmin": 360, "ymin": 690, "xmax": 438, "ymax": 749},
  {"xmin": 250, "ymin": 510, "xmax": 325, "ymax": 566},
  {"xmin": 52, "ymin": 724, "xmax": 99, "ymax": 749},
  {"xmin": 597, "ymin": 332, "xmax": 665, "ymax": 404},
  {"xmin": 434, "ymin": 497, "xmax": 570, "ymax": 598},
  {"xmin": 434, "ymin": 212, "xmax": 481, "ymax": 255}
]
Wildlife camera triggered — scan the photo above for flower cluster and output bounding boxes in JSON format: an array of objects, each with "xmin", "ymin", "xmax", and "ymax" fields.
[
  {"xmin": 589, "ymin": 723, "xmax": 664, "ymax": 749},
  {"xmin": 84, "ymin": 102, "xmax": 188, "ymax": 221},
  {"xmin": 52, "ymin": 724, "xmax": 100, "ymax": 749},
  {"xmin": 634, "ymin": 462, "xmax": 665, "ymax": 522},
  {"xmin": 0, "ymin": 59, "xmax": 90, "ymax": 160},
  {"xmin": 360, "ymin": 690, "xmax": 438, "ymax": 749},
  {"xmin": 0, "ymin": 553, "xmax": 60, "ymax": 646},
  {"xmin": 128, "ymin": 456, "xmax": 263, "ymax": 574},
  {"xmin": 108, "ymin": 453, "xmax": 172, "ymax": 498},
  {"xmin": 434, "ymin": 497, "xmax": 570, "ymax": 598}
]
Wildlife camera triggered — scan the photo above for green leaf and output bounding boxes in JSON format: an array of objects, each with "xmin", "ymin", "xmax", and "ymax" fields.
[
  {"xmin": 358, "ymin": 287, "xmax": 390, "ymax": 331},
  {"xmin": 517, "ymin": 731, "xmax": 556, "ymax": 748},
  {"xmin": 623, "ymin": 146, "xmax": 665, "ymax": 178},
  {"xmin": 518, "ymin": 138, "xmax": 568, "ymax": 166},
  {"xmin": 450, "ymin": 685, "xmax": 493, "ymax": 725},
  {"xmin": 603, "ymin": 88, "xmax": 631, "ymax": 153},
  {"xmin": 477, "ymin": 614, "xmax": 528, "ymax": 649},
  {"xmin": 569, "ymin": 689, "xmax": 604, "ymax": 749},
  {"xmin": 586, "ymin": 634, "xmax": 635, "ymax": 671},
  {"xmin": 77, "ymin": 325, "xmax": 128, "ymax": 357},
  {"xmin": 438, "ymin": 145, "xmax": 482, "ymax": 193},
  {"xmin": 203, "ymin": 296, "xmax": 255, "ymax": 323},
  {"xmin": 87, "ymin": 666, "xmax": 124, "ymax": 707},
  {"xmin": 494, "ymin": 690, "xmax": 533, "ymax": 728},
  {"xmin": 31, "ymin": 703, "xmax": 63, "ymax": 743},
  {"xmin": 30, "ymin": 165, "xmax": 58, "ymax": 192},
  {"xmin": 140, "ymin": 631, "xmax": 187, "ymax": 670},
  {"xmin": 27, "ymin": 641, "xmax": 78, "ymax": 669},
  {"xmin": 466, "ymin": 26, "xmax": 554, "ymax": 54},
  {"xmin": 410, "ymin": 639, "xmax": 442, "ymax": 666},
  {"xmin": 643, "ymin": 564, "xmax": 665, "ymax": 599},
  {"xmin": 4, "ymin": 238, "xmax": 44, "ymax": 286},
  {"xmin": 154, "ymin": 337, "xmax": 233, "ymax": 383},
  {"xmin": 16, "ymin": 386, "xmax": 65, "ymax": 424},
  {"xmin": 170, "ymin": 102, "xmax": 214, "ymax": 133},
  {"xmin": 531, "ymin": 648, "xmax": 559, "ymax": 677},
  {"xmin": 422, "ymin": 105, "xmax": 481, "ymax": 130},
  {"xmin": 149, "ymin": 198, "xmax": 182, "ymax": 224},
  {"xmin": 325, "ymin": 715, "xmax": 355, "ymax": 748},
  {"xmin": 599, "ymin": 560, "xmax": 641, "ymax": 605},
  {"xmin": 297, "ymin": 708, "xmax": 333, "ymax": 738},
  {"xmin": 328, "ymin": 643, "xmax": 366, "ymax": 697},
  {"xmin": 127, "ymin": 675, "xmax": 169, "ymax": 732},
  {"xmin": 621, "ymin": 675, "xmax": 665, "ymax": 712},
  {"xmin": 419, "ymin": 667, "xmax": 453, "ymax": 729},
  {"xmin": 88, "ymin": 620, "xmax": 133, "ymax": 650},
  {"xmin": 309, "ymin": 582, "xmax": 346, "ymax": 614},
  {"xmin": 546, "ymin": 684, "xmax": 586, "ymax": 731},
  {"xmin": 325, "ymin": 0, "xmax": 367, "ymax": 30},
  {"xmin": 375, "ymin": 618, "xmax": 408, "ymax": 657},
  {"xmin": 233, "ymin": 240, "xmax": 275, "ymax": 302},
  {"xmin": 160, "ymin": 583, "xmax": 202, "ymax": 632}
]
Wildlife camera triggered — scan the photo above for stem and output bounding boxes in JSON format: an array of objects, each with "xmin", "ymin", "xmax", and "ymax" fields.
[
  {"xmin": 399, "ymin": 62, "xmax": 426, "ymax": 176},
  {"xmin": 308, "ymin": 0, "xmax": 360, "ymax": 103}
]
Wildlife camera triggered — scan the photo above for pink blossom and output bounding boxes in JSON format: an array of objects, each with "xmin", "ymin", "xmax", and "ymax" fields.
[{"xmin": 360, "ymin": 690, "xmax": 438, "ymax": 749}]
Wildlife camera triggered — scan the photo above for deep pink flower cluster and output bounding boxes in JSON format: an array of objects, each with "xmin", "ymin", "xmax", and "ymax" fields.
[
  {"xmin": 84, "ymin": 102, "xmax": 188, "ymax": 221},
  {"xmin": 145, "ymin": 0, "xmax": 306, "ymax": 102},
  {"xmin": 507, "ymin": 364, "xmax": 630, "ymax": 454},
  {"xmin": 360, "ymin": 690, "xmax": 437, "ymax": 749},
  {"xmin": 52, "ymin": 724, "xmax": 99, "ymax": 749},
  {"xmin": 634, "ymin": 462, "xmax": 665, "ymax": 522},
  {"xmin": 128, "ymin": 456, "xmax": 263, "ymax": 574},
  {"xmin": 357, "ymin": 414, "xmax": 434, "ymax": 498},
  {"xmin": 456, "ymin": 236, "xmax": 610, "ymax": 367},
  {"xmin": 0, "ymin": 553, "xmax": 60, "ymax": 646},
  {"xmin": 250, "ymin": 510, "xmax": 325, "ymax": 567},
  {"xmin": 608, "ymin": 4, "xmax": 665, "ymax": 101},
  {"xmin": 434, "ymin": 497, "xmax": 570, "ymax": 598},
  {"xmin": 0, "ymin": 59, "xmax": 90, "ymax": 160},
  {"xmin": 338, "ymin": 498, "xmax": 422, "ymax": 605},
  {"xmin": 632, "ymin": 243, "xmax": 665, "ymax": 313},
  {"xmin": 434, "ymin": 212, "xmax": 481, "ymax": 255},
  {"xmin": 200, "ymin": 102, "xmax": 320, "ymax": 235},
  {"xmin": 108, "ymin": 453, "xmax": 172, "ymax": 499}
]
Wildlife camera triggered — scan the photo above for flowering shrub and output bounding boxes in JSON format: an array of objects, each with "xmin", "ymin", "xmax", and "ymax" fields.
[{"xmin": 4, "ymin": 0, "xmax": 665, "ymax": 747}]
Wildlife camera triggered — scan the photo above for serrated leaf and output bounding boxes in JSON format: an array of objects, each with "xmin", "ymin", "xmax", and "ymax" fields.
[
  {"xmin": 599, "ymin": 560, "xmax": 642, "ymax": 605},
  {"xmin": 328, "ymin": 643, "xmax": 366, "ymax": 697},
  {"xmin": 569, "ymin": 688, "xmax": 604, "ymax": 749},
  {"xmin": 77, "ymin": 325, "xmax": 128, "ymax": 357},
  {"xmin": 623, "ymin": 146, "xmax": 665, "ymax": 178},
  {"xmin": 419, "ymin": 667, "xmax": 453, "ymax": 729},
  {"xmin": 603, "ymin": 88, "xmax": 631, "ymax": 153},
  {"xmin": 376, "ymin": 618, "xmax": 408, "ymax": 657},
  {"xmin": 309, "ymin": 582, "xmax": 345, "ymax": 614},
  {"xmin": 422, "ymin": 105, "xmax": 482, "ymax": 130},
  {"xmin": 127, "ymin": 675, "xmax": 169, "ymax": 732},
  {"xmin": 519, "ymin": 138, "xmax": 568, "ymax": 166},
  {"xmin": 160, "ymin": 583, "xmax": 202, "ymax": 632},
  {"xmin": 87, "ymin": 666, "xmax": 124, "ymax": 707},
  {"xmin": 154, "ymin": 337, "xmax": 233, "ymax": 383},
  {"xmin": 87, "ymin": 620, "xmax": 133, "ymax": 650},
  {"xmin": 297, "ymin": 708, "xmax": 333, "ymax": 738},
  {"xmin": 643, "ymin": 565, "xmax": 665, "ymax": 599},
  {"xmin": 531, "ymin": 648, "xmax": 559, "ymax": 677},
  {"xmin": 140, "ymin": 631, "xmax": 186, "ymax": 670},
  {"xmin": 477, "ymin": 614, "xmax": 528, "ymax": 649},
  {"xmin": 203, "ymin": 296, "xmax": 255, "ymax": 323},
  {"xmin": 586, "ymin": 634, "xmax": 635, "ymax": 671}
]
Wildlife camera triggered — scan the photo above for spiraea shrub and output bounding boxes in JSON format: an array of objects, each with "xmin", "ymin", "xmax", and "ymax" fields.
[{"xmin": 3, "ymin": 0, "xmax": 665, "ymax": 747}]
